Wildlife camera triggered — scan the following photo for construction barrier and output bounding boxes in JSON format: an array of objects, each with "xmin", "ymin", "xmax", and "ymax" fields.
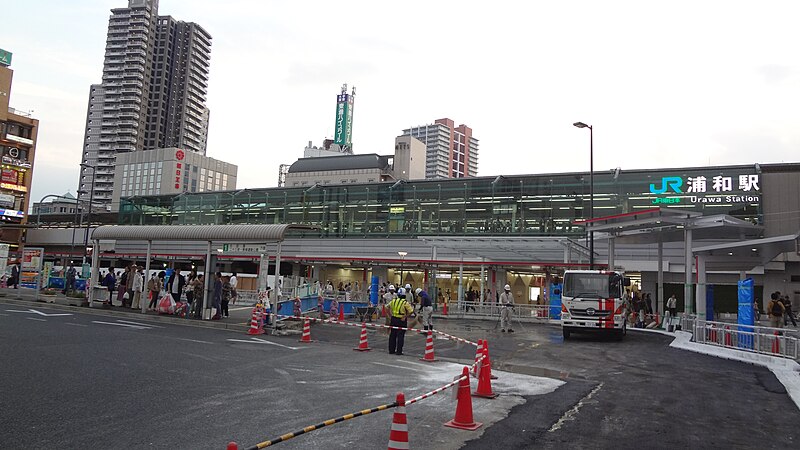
[
  {"xmin": 387, "ymin": 393, "xmax": 409, "ymax": 450},
  {"xmin": 474, "ymin": 346, "xmax": 499, "ymax": 399},
  {"xmin": 298, "ymin": 317, "xmax": 314, "ymax": 343},
  {"xmin": 444, "ymin": 366, "xmax": 482, "ymax": 431},
  {"xmin": 420, "ymin": 330, "xmax": 438, "ymax": 362},
  {"xmin": 353, "ymin": 323, "xmax": 371, "ymax": 351}
]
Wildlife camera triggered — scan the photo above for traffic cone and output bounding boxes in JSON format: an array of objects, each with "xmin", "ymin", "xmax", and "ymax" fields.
[
  {"xmin": 444, "ymin": 366, "xmax": 483, "ymax": 431},
  {"xmin": 472, "ymin": 339, "xmax": 484, "ymax": 377},
  {"xmin": 338, "ymin": 305, "xmax": 345, "ymax": 322},
  {"xmin": 247, "ymin": 305, "xmax": 263, "ymax": 335},
  {"xmin": 299, "ymin": 317, "xmax": 314, "ymax": 343},
  {"xmin": 354, "ymin": 323, "xmax": 371, "ymax": 351},
  {"xmin": 708, "ymin": 324, "xmax": 717, "ymax": 343},
  {"xmin": 473, "ymin": 347, "xmax": 498, "ymax": 399},
  {"xmin": 724, "ymin": 326, "xmax": 732, "ymax": 346},
  {"xmin": 772, "ymin": 331, "xmax": 780, "ymax": 354},
  {"xmin": 483, "ymin": 340, "xmax": 498, "ymax": 380},
  {"xmin": 387, "ymin": 392, "xmax": 409, "ymax": 450},
  {"xmin": 420, "ymin": 330, "xmax": 437, "ymax": 362},
  {"xmin": 442, "ymin": 301, "xmax": 448, "ymax": 315},
  {"xmin": 226, "ymin": 442, "xmax": 238, "ymax": 450}
]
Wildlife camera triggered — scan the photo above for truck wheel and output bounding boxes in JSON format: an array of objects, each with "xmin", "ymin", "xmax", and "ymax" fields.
[
  {"xmin": 563, "ymin": 328, "xmax": 571, "ymax": 340},
  {"xmin": 614, "ymin": 322, "xmax": 626, "ymax": 341}
]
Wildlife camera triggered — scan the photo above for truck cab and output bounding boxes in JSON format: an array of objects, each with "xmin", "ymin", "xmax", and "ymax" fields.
[{"xmin": 560, "ymin": 270, "xmax": 629, "ymax": 340}]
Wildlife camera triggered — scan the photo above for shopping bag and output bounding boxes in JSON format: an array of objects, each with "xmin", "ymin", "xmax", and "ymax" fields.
[{"xmin": 157, "ymin": 295, "xmax": 176, "ymax": 314}]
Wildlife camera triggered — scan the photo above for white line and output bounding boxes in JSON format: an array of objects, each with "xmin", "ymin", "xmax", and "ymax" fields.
[
  {"xmin": 177, "ymin": 338, "xmax": 214, "ymax": 345},
  {"xmin": 548, "ymin": 382, "xmax": 604, "ymax": 432},
  {"xmin": 65, "ymin": 323, "xmax": 89, "ymax": 327},
  {"xmin": 287, "ymin": 367, "xmax": 314, "ymax": 373},
  {"xmin": 92, "ymin": 320, "xmax": 151, "ymax": 330},
  {"xmin": 6, "ymin": 309, "xmax": 31, "ymax": 313},
  {"xmin": 372, "ymin": 361, "xmax": 422, "ymax": 372},
  {"xmin": 26, "ymin": 317, "xmax": 47, "ymax": 322},
  {"xmin": 226, "ymin": 337, "xmax": 305, "ymax": 350},
  {"xmin": 0, "ymin": 313, "xmax": 8, "ymax": 316},
  {"xmin": 116, "ymin": 319, "xmax": 162, "ymax": 328},
  {"xmin": 229, "ymin": 307, "xmax": 252, "ymax": 311}
]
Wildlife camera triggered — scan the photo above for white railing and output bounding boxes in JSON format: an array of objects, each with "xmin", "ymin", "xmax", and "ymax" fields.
[
  {"xmin": 438, "ymin": 301, "xmax": 553, "ymax": 321},
  {"xmin": 686, "ymin": 317, "xmax": 800, "ymax": 360}
]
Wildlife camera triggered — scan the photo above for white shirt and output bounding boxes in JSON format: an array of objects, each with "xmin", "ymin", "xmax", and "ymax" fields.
[
  {"xmin": 667, "ymin": 297, "xmax": 677, "ymax": 308},
  {"xmin": 230, "ymin": 275, "xmax": 238, "ymax": 289},
  {"xmin": 500, "ymin": 291, "xmax": 514, "ymax": 306}
]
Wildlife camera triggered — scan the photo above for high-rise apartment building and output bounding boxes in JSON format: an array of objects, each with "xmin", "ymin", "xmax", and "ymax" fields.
[
  {"xmin": 79, "ymin": 0, "xmax": 211, "ymax": 209},
  {"xmin": 401, "ymin": 118, "xmax": 478, "ymax": 179}
]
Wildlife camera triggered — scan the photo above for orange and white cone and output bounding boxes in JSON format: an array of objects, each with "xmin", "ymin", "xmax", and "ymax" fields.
[
  {"xmin": 338, "ymin": 306, "xmax": 345, "ymax": 322},
  {"xmin": 772, "ymin": 331, "xmax": 780, "ymax": 354},
  {"xmin": 472, "ymin": 339, "xmax": 484, "ymax": 377},
  {"xmin": 247, "ymin": 305, "xmax": 263, "ymax": 335},
  {"xmin": 387, "ymin": 392, "xmax": 409, "ymax": 450},
  {"xmin": 442, "ymin": 301, "xmax": 448, "ymax": 315},
  {"xmin": 420, "ymin": 330, "xmax": 437, "ymax": 362},
  {"xmin": 354, "ymin": 323, "xmax": 371, "ymax": 351},
  {"xmin": 473, "ymin": 346, "xmax": 498, "ymax": 399},
  {"xmin": 444, "ymin": 366, "xmax": 483, "ymax": 431},
  {"xmin": 483, "ymin": 340, "xmax": 498, "ymax": 379},
  {"xmin": 298, "ymin": 317, "xmax": 314, "ymax": 343}
]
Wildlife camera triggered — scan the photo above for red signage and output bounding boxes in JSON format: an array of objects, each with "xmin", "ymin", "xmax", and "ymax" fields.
[
  {"xmin": 175, "ymin": 149, "xmax": 185, "ymax": 160},
  {"xmin": 1, "ymin": 169, "xmax": 18, "ymax": 184}
]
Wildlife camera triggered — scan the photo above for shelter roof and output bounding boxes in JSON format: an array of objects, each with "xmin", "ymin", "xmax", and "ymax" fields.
[{"xmin": 92, "ymin": 224, "xmax": 317, "ymax": 242}]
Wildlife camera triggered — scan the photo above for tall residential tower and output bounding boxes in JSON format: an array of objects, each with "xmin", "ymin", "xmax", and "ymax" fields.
[
  {"xmin": 402, "ymin": 118, "xmax": 478, "ymax": 179},
  {"xmin": 78, "ymin": 0, "xmax": 211, "ymax": 208}
]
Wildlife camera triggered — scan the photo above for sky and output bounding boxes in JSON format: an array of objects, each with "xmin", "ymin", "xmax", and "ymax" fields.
[{"xmin": 4, "ymin": 0, "xmax": 800, "ymax": 209}]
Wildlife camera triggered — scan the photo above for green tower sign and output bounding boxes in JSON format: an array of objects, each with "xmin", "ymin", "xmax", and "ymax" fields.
[{"xmin": 333, "ymin": 84, "xmax": 355, "ymax": 149}]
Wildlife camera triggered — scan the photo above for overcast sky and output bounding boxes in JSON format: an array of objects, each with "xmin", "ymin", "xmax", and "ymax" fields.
[{"xmin": 5, "ymin": 0, "xmax": 800, "ymax": 207}]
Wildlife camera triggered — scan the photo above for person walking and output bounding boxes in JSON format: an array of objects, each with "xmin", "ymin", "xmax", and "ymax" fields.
[
  {"xmin": 229, "ymin": 272, "xmax": 239, "ymax": 305},
  {"xmin": 117, "ymin": 267, "xmax": 129, "ymax": 307},
  {"xmin": 754, "ymin": 298, "xmax": 762, "ymax": 323},
  {"xmin": 221, "ymin": 276, "xmax": 232, "ymax": 318},
  {"xmin": 666, "ymin": 294, "xmax": 678, "ymax": 318},
  {"xmin": 103, "ymin": 271, "xmax": 116, "ymax": 306},
  {"xmin": 499, "ymin": 284, "xmax": 514, "ymax": 332},
  {"xmin": 147, "ymin": 273, "xmax": 162, "ymax": 311},
  {"xmin": 9, "ymin": 263, "xmax": 19, "ymax": 289},
  {"xmin": 768, "ymin": 292, "xmax": 785, "ymax": 329},
  {"xmin": 166, "ymin": 269, "xmax": 185, "ymax": 304},
  {"xmin": 388, "ymin": 287, "xmax": 414, "ymax": 355},
  {"xmin": 191, "ymin": 275, "xmax": 205, "ymax": 319},
  {"xmin": 381, "ymin": 284, "xmax": 397, "ymax": 333},
  {"xmin": 63, "ymin": 263, "xmax": 77, "ymax": 295},
  {"xmin": 131, "ymin": 266, "xmax": 144, "ymax": 309},
  {"xmin": 416, "ymin": 287, "xmax": 433, "ymax": 331},
  {"xmin": 211, "ymin": 272, "xmax": 223, "ymax": 320},
  {"xmin": 782, "ymin": 295, "xmax": 796, "ymax": 327}
]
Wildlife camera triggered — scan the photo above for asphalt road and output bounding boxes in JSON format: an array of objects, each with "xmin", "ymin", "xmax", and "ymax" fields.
[{"xmin": 1, "ymin": 300, "xmax": 798, "ymax": 449}]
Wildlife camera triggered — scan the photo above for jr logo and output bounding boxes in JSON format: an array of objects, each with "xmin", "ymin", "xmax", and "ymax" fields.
[{"xmin": 649, "ymin": 176, "xmax": 683, "ymax": 194}]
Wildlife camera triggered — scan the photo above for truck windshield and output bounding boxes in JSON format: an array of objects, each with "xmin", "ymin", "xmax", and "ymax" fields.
[{"xmin": 563, "ymin": 273, "xmax": 613, "ymax": 299}]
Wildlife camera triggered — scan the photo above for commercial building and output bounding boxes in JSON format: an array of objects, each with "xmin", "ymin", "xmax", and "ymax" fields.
[
  {"xmin": 402, "ymin": 118, "xmax": 479, "ymax": 179},
  {"xmin": 32, "ymin": 193, "xmax": 80, "ymax": 216},
  {"xmin": 0, "ymin": 50, "xmax": 39, "ymax": 249},
  {"xmin": 79, "ymin": 0, "xmax": 212, "ymax": 208},
  {"xmin": 111, "ymin": 147, "xmax": 237, "ymax": 209}
]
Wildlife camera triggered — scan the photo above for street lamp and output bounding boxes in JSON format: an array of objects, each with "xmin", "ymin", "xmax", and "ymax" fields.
[
  {"xmin": 573, "ymin": 121, "xmax": 594, "ymax": 270},
  {"xmin": 397, "ymin": 251, "xmax": 408, "ymax": 285},
  {"xmin": 79, "ymin": 163, "xmax": 96, "ymax": 265}
]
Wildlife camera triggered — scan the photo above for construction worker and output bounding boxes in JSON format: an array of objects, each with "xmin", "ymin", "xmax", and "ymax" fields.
[
  {"xmin": 388, "ymin": 287, "xmax": 414, "ymax": 355},
  {"xmin": 416, "ymin": 287, "xmax": 433, "ymax": 331},
  {"xmin": 381, "ymin": 284, "xmax": 397, "ymax": 333},
  {"xmin": 500, "ymin": 284, "xmax": 514, "ymax": 332}
]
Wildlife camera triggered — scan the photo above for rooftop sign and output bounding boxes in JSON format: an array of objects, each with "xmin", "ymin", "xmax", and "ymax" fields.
[{"xmin": 0, "ymin": 49, "xmax": 11, "ymax": 67}]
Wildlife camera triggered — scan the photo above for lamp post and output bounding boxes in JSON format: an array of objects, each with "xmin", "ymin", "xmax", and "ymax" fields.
[
  {"xmin": 397, "ymin": 251, "xmax": 407, "ymax": 285},
  {"xmin": 35, "ymin": 193, "xmax": 80, "ymax": 266},
  {"xmin": 79, "ymin": 163, "xmax": 96, "ymax": 265},
  {"xmin": 573, "ymin": 122, "xmax": 594, "ymax": 270}
]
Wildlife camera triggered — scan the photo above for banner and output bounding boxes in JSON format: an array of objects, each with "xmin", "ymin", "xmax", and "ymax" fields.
[
  {"xmin": 737, "ymin": 278, "xmax": 754, "ymax": 349},
  {"xmin": 549, "ymin": 282, "xmax": 563, "ymax": 320}
]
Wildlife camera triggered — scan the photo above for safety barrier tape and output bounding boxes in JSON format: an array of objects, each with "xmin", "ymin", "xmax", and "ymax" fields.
[
  {"xmin": 405, "ymin": 373, "xmax": 467, "ymax": 406},
  {"xmin": 244, "ymin": 401, "xmax": 398, "ymax": 449}
]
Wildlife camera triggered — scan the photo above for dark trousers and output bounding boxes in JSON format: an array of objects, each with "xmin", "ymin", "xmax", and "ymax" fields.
[
  {"xmin": 388, "ymin": 316, "xmax": 407, "ymax": 354},
  {"xmin": 148, "ymin": 291, "xmax": 159, "ymax": 309},
  {"xmin": 787, "ymin": 310, "xmax": 797, "ymax": 327},
  {"xmin": 221, "ymin": 300, "xmax": 229, "ymax": 317}
]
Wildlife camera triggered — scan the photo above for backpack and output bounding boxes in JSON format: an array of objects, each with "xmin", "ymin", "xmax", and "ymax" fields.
[{"xmin": 771, "ymin": 301, "xmax": 783, "ymax": 316}]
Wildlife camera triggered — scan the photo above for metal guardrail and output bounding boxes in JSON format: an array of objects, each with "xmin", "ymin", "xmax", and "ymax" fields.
[
  {"xmin": 438, "ymin": 301, "xmax": 553, "ymax": 321},
  {"xmin": 682, "ymin": 316, "xmax": 800, "ymax": 360}
]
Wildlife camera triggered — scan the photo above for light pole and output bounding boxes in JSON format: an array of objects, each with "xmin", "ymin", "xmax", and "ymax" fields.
[
  {"xmin": 80, "ymin": 163, "xmax": 96, "ymax": 265},
  {"xmin": 573, "ymin": 122, "xmax": 594, "ymax": 270},
  {"xmin": 35, "ymin": 193, "xmax": 79, "ymax": 266},
  {"xmin": 397, "ymin": 251, "xmax": 407, "ymax": 286}
]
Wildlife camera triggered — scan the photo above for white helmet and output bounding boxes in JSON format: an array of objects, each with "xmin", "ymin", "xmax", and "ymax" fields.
[
  {"xmin": 415, "ymin": 288, "xmax": 422, "ymax": 295},
  {"xmin": 397, "ymin": 287, "xmax": 406, "ymax": 296},
  {"xmin": 388, "ymin": 284, "xmax": 396, "ymax": 291},
  {"xmin": 504, "ymin": 284, "xmax": 511, "ymax": 291},
  {"xmin": 405, "ymin": 283, "xmax": 412, "ymax": 290}
]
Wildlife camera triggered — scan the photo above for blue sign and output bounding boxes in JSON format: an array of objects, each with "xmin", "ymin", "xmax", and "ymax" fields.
[
  {"xmin": 649, "ymin": 176, "xmax": 683, "ymax": 194},
  {"xmin": 549, "ymin": 283, "xmax": 563, "ymax": 320},
  {"xmin": 737, "ymin": 278, "xmax": 754, "ymax": 349}
]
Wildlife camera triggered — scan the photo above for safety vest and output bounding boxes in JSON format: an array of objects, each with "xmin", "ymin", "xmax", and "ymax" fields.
[{"xmin": 388, "ymin": 297, "xmax": 409, "ymax": 318}]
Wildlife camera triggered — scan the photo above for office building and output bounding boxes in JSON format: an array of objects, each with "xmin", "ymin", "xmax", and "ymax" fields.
[
  {"xmin": 79, "ymin": 0, "xmax": 212, "ymax": 209},
  {"xmin": 402, "ymin": 118, "xmax": 479, "ymax": 179},
  {"xmin": 0, "ymin": 50, "xmax": 39, "ymax": 250}
]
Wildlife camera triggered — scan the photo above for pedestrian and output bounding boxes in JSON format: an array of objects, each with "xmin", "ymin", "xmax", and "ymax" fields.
[
  {"xmin": 63, "ymin": 263, "xmax": 77, "ymax": 295},
  {"xmin": 768, "ymin": 292, "xmax": 785, "ymax": 329},
  {"xmin": 645, "ymin": 293, "xmax": 653, "ymax": 315},
  {"xmin": 754, "ymin": 298, "xmax": 762, "ymax": 322},
  {"xmin": 117, "ymin": 266, "xmax": 129, "ymax": 307},
  {"xmin": 292, "ymin": 296, "xmax": 301, "ymax": 318},
  {"xmin": 382, "ymin": 284, "xmax": 397, "ymax": 333},
  {"xmin": 147, "ymin": 273, "xmax": 161, "ymax": 310},
  {"xmin": 103, "ymin": 270, "xmax": 116, "ymax": 306},
  {"xmin": 191, "ymin": 275, "xmax": 205, "ymax": 319},
  {"xmin": 666, "ymin": 294, "xmax": 678, "ymax": 318},
  {"xmin": 782, "ymin": 295, "xmax": 796, "ymax": 327},
  {"xmin": 416, "ymin": 287, "xmax": 433, "ymax": 331},
  {"xmin": 466, "ymin": 289, "xmax": 476, "ymax": 312},
  {"xmin": 166, "ymin": 269, "xmax": 185, "ymax": 304},
  {"xmin": 500, "ymin": 284, "xmax": 514, "ymax": 332},
  {"xmin": 131, "ymin": 266, "xmax": 144, "ymax": 310},
  {"xmin": 388, "ymin": 287, "xmax": 414, "ymax": 355},
  {"xmin": 229, "ymin": 271, "xmax": 238, "ymax": 305},
  {"xmin": 9, "ymin": 263, "xmax": 19, "ymax": 289},
  {"xmin": 330, "ymin": 297, "xmax": 339, "ymax": 320},
  {"xmin": 211, "ymin": 272, "xmax": 223, "ymax": 320},
  {"xmin": 185, "ymin": 272, "xmax": 196, "ymax": 306},
  {"xmin": 317, "ymin": 294, "xmax": 325, "ymax": 319},
  {"xmin": 221, "ymin": 276, "xmax": 232, "ymax": 318}
]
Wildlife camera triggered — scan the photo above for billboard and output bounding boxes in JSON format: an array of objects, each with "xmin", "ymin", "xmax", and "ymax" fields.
[
  {"xmin": 0, "ymin": 49, "xmax": 11, "ymax": 67},
  {"xmin": 333, "ymin": 93, "xmax": 354, "ymax": 148}
]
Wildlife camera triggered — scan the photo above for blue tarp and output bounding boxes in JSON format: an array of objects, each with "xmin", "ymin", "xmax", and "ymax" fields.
[
  {"xmin": 549, "ymin": 283, "xmax": 562, "ymax": 320},
  {"xmin": 738, "ymin": 278, "xmax": 754, "ymax": 349},
  {"xmin": 370, "ymin": 275, "xmax": 379, "ymax": 306}
]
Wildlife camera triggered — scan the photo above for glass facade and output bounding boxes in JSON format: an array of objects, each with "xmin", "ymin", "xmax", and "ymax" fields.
[{"xmin": 119, "ymin": 165, "xmax": 762, "ymax": 237}]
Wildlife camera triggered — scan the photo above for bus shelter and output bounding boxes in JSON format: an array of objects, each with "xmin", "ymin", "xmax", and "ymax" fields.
[{"xmin": 88, "ymin": 224, "xmax": 316, "ymax": 322}]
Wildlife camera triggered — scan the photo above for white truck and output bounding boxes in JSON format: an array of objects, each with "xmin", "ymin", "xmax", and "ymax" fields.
[{"xmin": 560, "ymin": 270, "xmax": 629, "ymax": 340}]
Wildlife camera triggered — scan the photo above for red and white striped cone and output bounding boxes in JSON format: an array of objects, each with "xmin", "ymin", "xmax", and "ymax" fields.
[
  {"xmin": 354, "ymin": 323, "xmax": 371, "ymax": 351},
  {"xmin": 772, "ymin": 331, "xmax": 780, "ymax": 354},
  {"xmin": 387, "ymin": 392, "xmax": 409, "ymax": 450},
  {"xmin": 298, "ymin": 317, "xmax": 314, "ymax": 343},
  {"xmin": 444, "ymin": 366, "xmax": 483, "ymax": 431},
  {"xmin": 338, "ymin": 306, "xmax": 345, "ymax": 322},
  {"xmin": 724, "ymin": 325, "xmax": 732, "ymax": 346},
  {"xmin": 473, "ymin": 346, "xmax": 499, "ymax": 399},
  {"xmin": 483, "ymin": 340, "xmax": 498, "ymax": 379},
  {"xmin": 472, "ymin": 339, "xmax": 484, "ymax": 377},
  {"xmin": 420, "ymin": 330, "xmax": 438, "ymax": 362},
  {"xmin": 247, "ymin": 305, "xmax": 263, "ymax": 335}
]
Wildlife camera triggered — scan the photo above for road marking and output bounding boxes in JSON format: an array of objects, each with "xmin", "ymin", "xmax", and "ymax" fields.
[
  {"xmin": 229, "ymin": 307, "xmax": 252, "ymax": 311},
  {"xmin": 92, "ymin": 320, "xmax": 152, "ymax": 330},
  {"xmin": 116, "ymin": 319, "xmax": 162, "ymax": 328},
  {"xmin": 26, "ymin": 317, "xmax": 47, "ymax": 322},
  {"xmin": 287, "ymin": 367, "xmax": 314, "ymax": 373},
  {"xmin": 5, "ymin": 308, "xmax": 72, "ymax": 317},
  {"xmin": 548, "ymin": 382, "xmax": 604, "ymax": 432},
  {"xmin": 65, "ymin": 323, "xmax": 89, "ymax": 327},
  {"xmin": 177, "ymin": 338, "xmax": 214, "ymax": 345},
  {"xmin": 226, "ymin": 337, "xmax": 306, "ymax": 350},
  {"xmin": 372, "ymin": 362, "xmax": 421, "ymax": 372},
  {"xmin": 0, "ymin": 313, "xmax": 8, "ymax": 316}
]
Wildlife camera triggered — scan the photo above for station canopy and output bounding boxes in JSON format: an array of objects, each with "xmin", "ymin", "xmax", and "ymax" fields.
[
  {"xmin": 693, "ymin": 231, "xmax": 800, "ymax": 271},
  {"xmin": 92, "ymin": 224, "xmax": 317, "ymax": 242},
  {"xmin": 418, "ymin": 236, "xmax": 591, "ymax": 265}
]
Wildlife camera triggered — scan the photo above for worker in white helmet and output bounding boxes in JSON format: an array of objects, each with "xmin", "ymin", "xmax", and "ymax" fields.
[
  {"xmin": 381, "ymin": 284, "xmax": 397, "ymax": 334},
  {"xmin": 499, "ymin": 284, "xmax": 514, "ymax": 332}
]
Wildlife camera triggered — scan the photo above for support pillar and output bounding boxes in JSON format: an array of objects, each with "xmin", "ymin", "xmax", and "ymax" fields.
[
  {"xmin": 273, "ymin": 241, "xmax": 282, "ymax": 328},
  {"xmin": 142, "ymin": 240, "xmax": 151, "ymax": 314},
  {"xmin": 657, "ymin": 234, "xmax": 664, "ymax": 316},
  {"xmin": 457, "ymin": 253, "xmax": 464, "ymax": 310},
  {"xmin": 202, "ymin": 241, "xmax": 212, "ymax": 319},
  {"xmin": 684, "ymin": 228, "xmax": 693, "ymax": 314},
  {"xmin": 608, "ymin": 237, "xmax": 615, "ymax": 271},
  {"xmin": 89, "ymin": 239, "xmax": 100, "ymax": 307},
  {"xmin": 695, "ymin": 254, "xmax": 707, "ymax": 319},
  {"xmin": 479, "ymin": 259, "xmax": 485, "ymax": 303}
]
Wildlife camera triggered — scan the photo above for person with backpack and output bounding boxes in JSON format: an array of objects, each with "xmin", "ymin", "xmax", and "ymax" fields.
[
  {"xmin": 768, "ymin": 292, "xmax": 785, "ymax": 329},
  {"xmin": 782, "ymin": 295, "xmax": 797, "ymax": 327}
]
